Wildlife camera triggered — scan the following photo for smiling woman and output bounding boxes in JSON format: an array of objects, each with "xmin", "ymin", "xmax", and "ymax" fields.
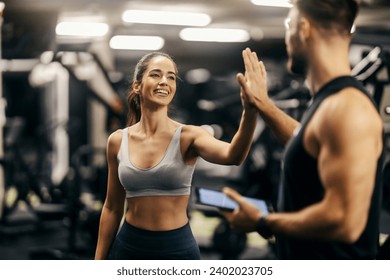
[
  {"xmin": 126, "ymin": 52, "xmax": 178, "ymax": 126},
  {"xmin": 94, "ymin": 50, "xmax": 262, "ymax": 260}
]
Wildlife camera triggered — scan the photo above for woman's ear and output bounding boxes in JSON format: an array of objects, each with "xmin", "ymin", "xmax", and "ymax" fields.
[{"xmin": 133, "ymin": 81, "xmax": 140, "ymax": 93}]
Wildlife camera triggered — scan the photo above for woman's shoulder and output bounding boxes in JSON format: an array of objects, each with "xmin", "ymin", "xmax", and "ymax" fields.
[
  {"xmin": 181, "ymin": 124, "xmax": 214, "ymax": 141},
  {"xmin": 109, "ymin": 128, "xmax": 125, "ymax": 140},
  {"xmin": 181, "ymin": 124, "xmax": 212, "ymax": 133},
  {"xmin": 107, "ymin": 128, "xmax": 125, "ymax": 150}
]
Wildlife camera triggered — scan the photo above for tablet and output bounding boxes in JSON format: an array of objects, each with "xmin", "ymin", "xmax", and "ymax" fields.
[{"xmin": 195, "ymin": 187, "xmax": 270, "ymax": 214}]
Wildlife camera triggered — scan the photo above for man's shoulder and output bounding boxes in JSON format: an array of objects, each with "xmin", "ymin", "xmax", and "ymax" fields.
[
  {"xmin": 320, "ymin": 86, "xmax": 377, "ymax": 118},
  {"xmin": 316, "ymin": 86, "xmax": 382, "ymax": 138}
]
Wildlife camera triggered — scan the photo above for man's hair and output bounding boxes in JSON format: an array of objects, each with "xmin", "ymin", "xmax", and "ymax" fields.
[{"xmin": 294, "ymin": 0, "xmax": 359, "ymax": 34}]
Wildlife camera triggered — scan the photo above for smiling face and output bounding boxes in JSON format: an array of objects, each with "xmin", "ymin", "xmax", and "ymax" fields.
[{"xmin": 134, "ymin": 55, "xmax": 178, "ymax": 108}]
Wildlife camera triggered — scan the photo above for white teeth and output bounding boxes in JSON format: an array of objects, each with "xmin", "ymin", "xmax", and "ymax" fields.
[{"xmin": 155, "ymin": 89, "xmax": 168, "ymax": 95}]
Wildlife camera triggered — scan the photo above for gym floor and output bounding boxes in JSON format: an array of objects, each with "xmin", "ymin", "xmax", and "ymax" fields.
[
  {"xmin": 0, "ymin": 161, "xmax": 389, "ymax": 260},
  {"xmin": 0, "ymin": 203, "xmax": 275, "ymax": 260},
  {"xmin": 0, "ymin": 204, "xmax": 389, "ymax": 260}
]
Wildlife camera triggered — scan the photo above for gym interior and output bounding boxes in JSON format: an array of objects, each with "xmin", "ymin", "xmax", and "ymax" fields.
[{"xmin": 1, "ymin": 0, "xmax": 390, "ymax": 260}]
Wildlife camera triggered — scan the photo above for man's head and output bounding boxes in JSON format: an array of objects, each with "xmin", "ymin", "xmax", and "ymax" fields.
[
  {"xmin": 294, "ymin": 0, "xmax": 358, "ymax": 35},
  {"xmin": 285, "ymin": 0, "xmax": 359, "ymax": 76}
]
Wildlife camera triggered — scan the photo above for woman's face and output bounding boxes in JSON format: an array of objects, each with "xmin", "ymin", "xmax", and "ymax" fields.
[{"xmin": 136, "ymin": 56, "xmax": 177, "ymax": 108}]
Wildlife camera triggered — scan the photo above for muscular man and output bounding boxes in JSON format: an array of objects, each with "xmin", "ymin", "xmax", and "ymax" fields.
[{"xmin": 224, "ymin": 0, "xmax": 384, "ymax": 259}]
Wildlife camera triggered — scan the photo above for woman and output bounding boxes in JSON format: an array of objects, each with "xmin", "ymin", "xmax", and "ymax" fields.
[{"xmin": 94, "ymin": 51, "xmax": 262, "ymax": 260}]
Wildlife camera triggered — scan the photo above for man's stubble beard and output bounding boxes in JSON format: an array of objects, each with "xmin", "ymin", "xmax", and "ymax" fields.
[{"xmin": 288, "ymin": 50, "xmax": 308, "ymax": 78}]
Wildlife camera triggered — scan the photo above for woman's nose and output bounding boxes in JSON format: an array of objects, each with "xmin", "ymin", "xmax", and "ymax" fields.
[{"xmin": 159, "ymin": 76, "xmax": 168, "ymax": 85}]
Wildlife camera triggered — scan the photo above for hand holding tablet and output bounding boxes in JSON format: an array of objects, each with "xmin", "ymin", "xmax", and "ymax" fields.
[{"xmin": 195, "ymin": 187, "xmax": 271, "ymax": 215}]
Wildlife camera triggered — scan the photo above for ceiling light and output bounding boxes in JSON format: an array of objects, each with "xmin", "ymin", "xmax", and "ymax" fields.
[
  {"xmin": 250, "ymin": 0, "xmax": 292, "ymax": 8},
  {"xmin": 185, "ymin": 68, "xmax": 211, "ymax": 84},
  {"xmin": 109, "ymin": 35, "xmax": 165, "ymax": 50},
  {"xmin": 351, "ymin": 24, "xmax": 356, "ymax": 34},
  {"xmin": 56, "ymin": 22, "xmax": 109, "ymax": 37},
  {"xmin": 179, "ymin": 28, "xmax": 250, "ymax": 43},
  {"xmin": 122, "ymin": 10, "xmax": 211, "ymax": 26}
]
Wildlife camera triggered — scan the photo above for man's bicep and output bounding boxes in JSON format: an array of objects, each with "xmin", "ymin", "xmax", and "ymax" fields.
[{"xmin": 317, "ymin": 117, "xmax": 378, "ymax": 227}]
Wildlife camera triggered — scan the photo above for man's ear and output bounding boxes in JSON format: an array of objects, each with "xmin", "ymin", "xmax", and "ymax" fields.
[{"xmin": 298, "ymin": 17, "xmax": 311, "ymax": 41}]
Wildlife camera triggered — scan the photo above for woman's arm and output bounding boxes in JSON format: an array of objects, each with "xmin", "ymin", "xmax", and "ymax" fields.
[
  {"xmin": 94, "ymin": 130, "xmax": 126, "ymax": 260},
  {"xmin": 188, "ymin": 107, "xmax": 256, "ymax": 166},
  {"xmin": 188, "ymin": 48, "xmax": 276, "ymax": 165}
]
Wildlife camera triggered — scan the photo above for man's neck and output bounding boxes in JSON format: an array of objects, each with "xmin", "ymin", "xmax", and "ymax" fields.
[{"xmin": 306, "ymin": 37, "xmax": 352, "ymax": 95}]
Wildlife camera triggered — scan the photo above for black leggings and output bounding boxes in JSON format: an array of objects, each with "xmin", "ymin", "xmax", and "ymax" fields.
[{"xmin": 107, "ymin": 220, "xmax": 201, "ymax": 260}]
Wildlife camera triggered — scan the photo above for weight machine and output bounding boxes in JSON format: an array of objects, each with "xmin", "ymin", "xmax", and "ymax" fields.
[
  {"xmin": 0, "ymin": 32, "xmax": 124, "ymax": 258},
  {"xmin": 0, "ymin": 1, "xmax": 6, "ymax": 221}
]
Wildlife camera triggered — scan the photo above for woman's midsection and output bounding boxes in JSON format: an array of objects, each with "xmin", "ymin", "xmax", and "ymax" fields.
[{"xmin": 125, "ymin": 195, "xmax": 190, "ymax": 231}]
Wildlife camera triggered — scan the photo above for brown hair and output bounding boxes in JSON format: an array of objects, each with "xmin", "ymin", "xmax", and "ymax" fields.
[
  {"xmin": 126, "ymin": 52, "xmax": 178, "ymax": 126},
  {"xmin": 294, "ymin": 0, "xmax": 358, "ymax": 35}
]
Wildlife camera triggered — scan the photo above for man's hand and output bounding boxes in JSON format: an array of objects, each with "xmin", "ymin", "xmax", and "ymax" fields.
[
  {"xmin": 236, "ymin": 48, "xmax": 269, "ymax": 110},
  {"xmin": 221, "ymin": 187, "xmax": 263, "ymax": 232}
]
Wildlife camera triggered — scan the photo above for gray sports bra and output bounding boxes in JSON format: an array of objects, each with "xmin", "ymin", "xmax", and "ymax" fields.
[{"xmin": 117, "ymin": 126, "xmax": 196, "ymax": 198}]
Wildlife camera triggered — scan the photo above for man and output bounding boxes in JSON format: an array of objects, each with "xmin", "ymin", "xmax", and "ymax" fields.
[{"xmin": 224, "ymin": 0, "xmax": 384, "ymax": 259}]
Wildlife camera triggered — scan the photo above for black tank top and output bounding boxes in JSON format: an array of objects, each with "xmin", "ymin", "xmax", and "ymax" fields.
[{"xmin": 276, "ymin": 76, "xmax": 384, "ymax": 259}]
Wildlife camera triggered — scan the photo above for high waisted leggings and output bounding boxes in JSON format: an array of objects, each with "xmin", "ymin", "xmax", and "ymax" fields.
[{"xmin": 107, "ymin": 220, "xmax": 200, "ymax": 260}]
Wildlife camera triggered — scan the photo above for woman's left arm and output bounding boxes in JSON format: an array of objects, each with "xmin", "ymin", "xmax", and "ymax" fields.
[{"xmin": 189, "ymin": 107, "xmax": 257, "ymax": 165}]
